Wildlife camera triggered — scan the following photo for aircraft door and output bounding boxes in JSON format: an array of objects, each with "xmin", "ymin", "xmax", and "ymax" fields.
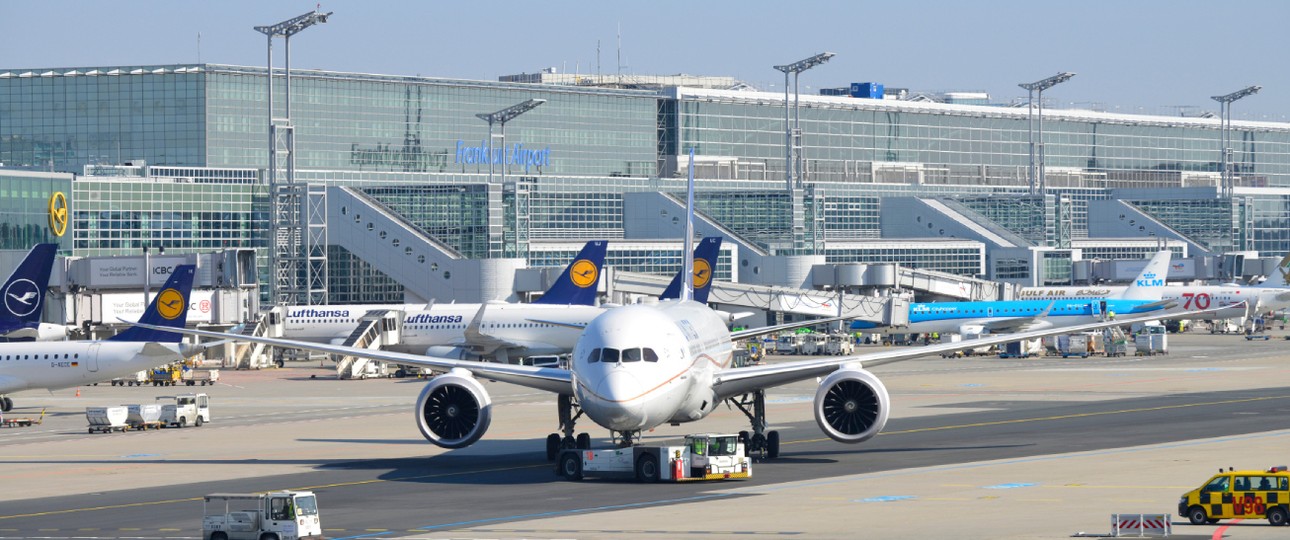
[{"xmin": 87, "ymin": 343, "xmax": 100, "ymax": 372}]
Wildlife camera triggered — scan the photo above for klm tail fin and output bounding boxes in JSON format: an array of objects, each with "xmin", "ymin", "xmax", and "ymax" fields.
[
  {"xmin": 533, "ymin": 241, "xmax": 608, "ymax": 305},
  {"xmin": 661, "ymin": 237, "xmax": 722, "ymax": 304},
  {"xmin": 1120, "ymin": 250, "xmax": 1172, "ymax": 301},
  {"xmin": 1, "ymin": 243, "xmax": 58, "ymax": 324},
  {"xmin": 109, "ymin": 265, "xmax": 196, "ymax": 343}
]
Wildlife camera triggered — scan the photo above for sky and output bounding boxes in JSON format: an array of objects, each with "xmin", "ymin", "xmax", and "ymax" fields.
[{"xmin": 1, "ymin": 0, "xmax": 1286, "ymax": 120}]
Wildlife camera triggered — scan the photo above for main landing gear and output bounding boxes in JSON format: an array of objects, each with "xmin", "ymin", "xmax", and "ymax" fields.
[
  {"xmin": 1, "ymin": 396, "xmax": 12, "ymax": 412},
  {"xmin": 546, "ymin": 394, "xmax": 592, "ymax": 461},
  {"xmin": 728, "ymin": 389, "xmax": 780, "ymax": 459}
]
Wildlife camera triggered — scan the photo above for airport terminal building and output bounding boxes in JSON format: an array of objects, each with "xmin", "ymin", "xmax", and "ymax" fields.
[{"xmin": 3, "ymin": 64, "xmax": 1289, "ymax": 303}]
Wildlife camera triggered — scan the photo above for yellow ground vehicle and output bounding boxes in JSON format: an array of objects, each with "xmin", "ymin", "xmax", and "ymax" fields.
[{"xmin": 1179, "ymin": 466, "xmax": 1290, "ymax": 526}]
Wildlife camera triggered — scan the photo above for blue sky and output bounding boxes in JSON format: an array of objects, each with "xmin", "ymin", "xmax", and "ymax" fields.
[{"xmin": 2, "ymin": 0, "xmax": 1285, "ymax": 120}]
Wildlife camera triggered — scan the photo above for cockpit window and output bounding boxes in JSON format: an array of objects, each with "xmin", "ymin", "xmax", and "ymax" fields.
[
  {"xmin": 622, "ymin": 348, "xmax": 642, "ymax": 362},
  {"xmin": 601, "ymin": 348, "xmax": 620, "ymax": 363},
  {"xmin": 585, "ymin": 348, "xmax": 602, "ymax": 363},
  {"xmin": 643, "ymin": 348, "xmax": 659, "ymax": 362}
]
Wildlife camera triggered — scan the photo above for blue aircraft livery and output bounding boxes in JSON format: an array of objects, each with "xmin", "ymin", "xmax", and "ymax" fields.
[
  {"xmin": 1, "ymin": 244, "xmax": 57, "ymax": 327},
  {"xmin": 533, "ymin": 240, "xmax": 608, "ymax": 305},
  {"xmin": 109, "ymin": 265, "xmax": 196, "ymax": 343},
  {"xmin": 851, "ymin": 298, "xmax": 1169, "ymax": 334},
  {"xmin": 661, "ymin": 237, "xmax": 723, "ymax": 304}
]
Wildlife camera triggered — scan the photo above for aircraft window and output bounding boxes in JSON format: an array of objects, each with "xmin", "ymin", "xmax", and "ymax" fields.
[
  {"xmin": 602, "ymin": 348, "xmax": 620, "ymax": 363},
  {"xmin": 622, "ymin": 348, "xmax": 642, "ymax": 362},
  {"xmin": 585, "ymin": 348, "xmax": 601, "ymax": 363},
  {"xmin": 644, "ymin": 348, "xmax": 659, "ymax": 362}
]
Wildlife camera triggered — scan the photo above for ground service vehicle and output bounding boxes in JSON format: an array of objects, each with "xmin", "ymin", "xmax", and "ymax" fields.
[
  {"xmin": 557, "ymin": 433, "xmax": 751, "ymax": 482},
  {"xmin": 183, "ymin": 368, "xmax": 220, "ymax": 386},
  {"xmin": 86, "ymin": 406, "xmax": 130, "ymax": 433},
  {"xmin": 203, "ymin": 491, "xmax": 322, "ymax": 540},
  {"xmin": 158, "ymin": 393, "xmax": 210, "ymax": 427},
  {"xmin": 1179, "ymin": 466, "xmax": 1290, "ymax": 526}
]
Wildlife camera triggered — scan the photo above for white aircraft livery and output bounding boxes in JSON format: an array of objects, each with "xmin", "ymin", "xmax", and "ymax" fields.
[
  {"xmin": 131, "ymin": 150, "xmax": 1216, "ymax": 467},
  {"xmin": 0, "ymin": 265, "xmax": 198, "ymax": 412},
  {"xmin": 0, "ymin": 243, "xmax": 69, "ymax": 341}
]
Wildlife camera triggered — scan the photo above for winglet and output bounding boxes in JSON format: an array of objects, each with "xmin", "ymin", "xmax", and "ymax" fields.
[
  {"xmin": 0, "ymin": 243, "xmax": 57, "ymax": 324},
  {"xmin": 108, "ymin": 265, "xmax": 196, "ymax": 343},
  {"xmin": 681, "ymin": 147, "xmax": 697, "ymax": 303},
  {"xmin": 661, "ymin": 236, "xmax": 722, "ymax": 304},
  {"xmin": 533, "ymin": 240, "xmax": 608, "ymax": 305},
  {"xmin": 1120, "ymin": 250, "xmax": 1172, "ymax": 301}
]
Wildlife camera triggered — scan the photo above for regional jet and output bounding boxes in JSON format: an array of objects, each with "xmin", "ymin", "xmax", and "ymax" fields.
[{"xmin": 0, "ymin": 265, "xmax": 198, "ymax": 412}]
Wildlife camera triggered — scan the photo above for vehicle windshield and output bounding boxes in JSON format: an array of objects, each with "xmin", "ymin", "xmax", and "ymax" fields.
[
  {"xmin": 294, "ymin": 495, "xmax": 319, "ymax": 516},
  {"xmin": 1204, "ymin": 475, "xmax": 1230, "ymax": 492},
  {"xmin": 708, "ymin": 436, "xmax": 739, "ymax": 456}
]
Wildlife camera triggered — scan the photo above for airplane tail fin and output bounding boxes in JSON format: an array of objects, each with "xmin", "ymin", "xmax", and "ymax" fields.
[
  {"xmin": 532, "ymin": 240, "xmax": 608, "ymax": 305},
  {"xmin": 1, "ymin": 243, "xmax": 58, "ymax": 324},
  {"xmin": 661, "ymin": 236, "xmax": 722, "ymax": 304},
  {"xmin": 1120, "ymin": 250, "xmax": 1172, "ymax": 301},
  {"xmin": 108, "ymin": 265, "xmax": 196, "ymax": 343}
]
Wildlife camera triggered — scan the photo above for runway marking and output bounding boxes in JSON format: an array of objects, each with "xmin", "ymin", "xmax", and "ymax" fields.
[
  {"xmin": 1213, "ymin": 518, "xmax": 1241, "ymax": 539},
  {"xmin": 983, "ymin": 482, "xmax": 1036, "ymax": 489},
  {"xmin": 787, "ymin": 392, "xmax": 1290, "ymax": 444},
  {"xmin": 857, "ymin": 495, "xmax": 916, "ymax": 502}
]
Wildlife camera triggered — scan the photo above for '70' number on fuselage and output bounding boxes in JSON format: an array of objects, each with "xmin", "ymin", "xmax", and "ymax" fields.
[{"xmin": 1179, "ymin": 292, "xmax": 1211, "ymax": 310}]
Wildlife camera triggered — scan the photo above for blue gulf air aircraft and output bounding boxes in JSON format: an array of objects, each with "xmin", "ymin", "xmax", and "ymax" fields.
[
  {"xmin": 853, "ymin": 250, "xmax": 1177, "ymax": 336},
  {"xmin": 0, "ymin": 243, "xmax": 70, "ymax": 341},
  {"xmin": 0, "ymin": 264, "xmax": 199, "ymax": 412}
]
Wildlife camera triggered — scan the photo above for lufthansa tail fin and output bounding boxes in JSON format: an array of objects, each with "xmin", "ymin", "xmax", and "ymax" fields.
[
  {"xmin": 533, "ymin": 240, "xmax": 608, "ymax": 305},
  {"xmin": 1120, "ymin": 250, "xmax": 1172, "ymax": 301},
  {"xmin": 108, "ymin": 265, "xmax": 196, "ymax": 343},
  {"xmin": 1, "ymin": 243, "xmax": 57, "ymax": 324},
  {"xmin": 661, "ymin": 236, "xmax": 722, "ymax": 304}
]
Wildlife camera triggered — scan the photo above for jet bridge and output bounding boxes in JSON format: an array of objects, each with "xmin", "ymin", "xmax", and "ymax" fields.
[{"xmin": 610, "ymin": 270, "xmax": 909, "ymax": 327}]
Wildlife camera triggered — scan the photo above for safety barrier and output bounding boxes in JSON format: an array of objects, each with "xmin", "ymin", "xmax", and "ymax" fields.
[{"xmin": 1111, "ymin": 513, "xmax": 1171, "ymax": 537}]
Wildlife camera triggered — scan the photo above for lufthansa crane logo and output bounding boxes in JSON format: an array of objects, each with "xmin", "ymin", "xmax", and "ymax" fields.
[
  {"xmin": 155, "ymin": 288, "xmax": 186, "ymax": 320},
  {"xmin": 693, "ymin": 258, "xmax": 712, "ymax": 289},
  {"xmin": 4, "ymin": 279, "xmax": 41, "ymax": 317},
  {"xmin": 569, "ymin": 259, "xmax": 599, "ymax": 288},
  {"xmin": 48, "ymin": 192, "xmax": 68, "ymax": 237}
]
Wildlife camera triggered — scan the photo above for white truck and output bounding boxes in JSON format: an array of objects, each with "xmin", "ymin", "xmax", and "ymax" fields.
[
  {"xmin": 203, "ymin": 491, "xmax": 322, "ymax": 540},
  {"xmin": 157, "ymin": 393, "xmax": 211, "ymax": 428},
  {"xmin": 556, "ymin": 433, "xmax": 751, "ymax": 482}
]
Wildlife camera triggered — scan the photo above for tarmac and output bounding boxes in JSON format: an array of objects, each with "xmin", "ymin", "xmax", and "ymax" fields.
[{"xmin": 1, "ymin": 330, "xmax": 1289, "ymax": 539}]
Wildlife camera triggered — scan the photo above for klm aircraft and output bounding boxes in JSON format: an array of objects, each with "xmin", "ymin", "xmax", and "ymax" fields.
[{"xmin": 854, "ymin": 251, "xmax": 1176, "ymax": 336}]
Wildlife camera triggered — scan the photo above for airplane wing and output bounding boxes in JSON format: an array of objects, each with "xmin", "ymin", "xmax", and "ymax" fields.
[
  {"xmin": 730, "ymin": 316, "xmax": 848, "ymax": 341},
  {"xmin": 712, "ymin": 307, "xmax": 1216, "ymax": 400},
  {"xmin": 123, "ymin": 322, "xmax": 573, "ymax": 394},
  {"xmin": 1125, "ymin": 299, "xmax": 1177, "ymax": 312}
]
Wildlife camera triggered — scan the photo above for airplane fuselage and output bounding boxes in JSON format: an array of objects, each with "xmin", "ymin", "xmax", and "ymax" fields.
[
  {"xmin": 0, "ymin": 341, "xmax": 182, "ymax": 393},
  {"xmin": 855, "ymin": 299, "xmax": 1160, "ymax": 335},
  {"xmin": 1017, "ymin": 285, "xmax": 1290, "ymax": 314},
  {"xmin": 284, "ymin": 303, "xmax": 603, "ymax": 359},
  {"xmin": 571, "ymin": 300, "xmax": 733, "ymax": 433}
]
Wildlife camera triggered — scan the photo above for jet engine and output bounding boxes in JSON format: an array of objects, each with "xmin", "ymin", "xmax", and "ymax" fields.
[
  {"xmin": 415, "ymin": 368, "xmax": 492, "ymax": 449},
  {"xmin": 813, "ymin": 367, "xmax": 890, "ymax": 444}
]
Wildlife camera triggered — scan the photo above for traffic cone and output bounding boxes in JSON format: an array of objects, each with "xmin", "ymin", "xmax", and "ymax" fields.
[{"xmin": 75, "ymin": 387, "xmax": 81, "ymax": 397}]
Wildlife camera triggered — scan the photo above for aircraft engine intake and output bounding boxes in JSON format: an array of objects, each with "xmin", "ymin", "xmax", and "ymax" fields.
[
  {"xmin": 415, "ymin": 368, "xmax": 492, "ymax": 449},
  {"xmin": 813, "ymin": 367, "xmax": 890, "ymax": 444}
]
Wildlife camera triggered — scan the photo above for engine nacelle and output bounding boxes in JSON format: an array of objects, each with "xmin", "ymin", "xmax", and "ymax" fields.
[
  {"xmin": 424, "ymin": 346, "xmax": 474, "ymax": 360},
  {"xmin": 36, "ymin": 323, "xmax": 69, "ymax": 341},
  {"xmin": 414, "ymin": 368, "xmax": 492, "ymax": 449},
  {"xmin": 813, "ymin": 367, "xmax": 890, "ymax": 444}
]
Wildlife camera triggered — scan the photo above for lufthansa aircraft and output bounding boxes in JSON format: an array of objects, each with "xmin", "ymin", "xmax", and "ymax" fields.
[
  {"xmin": 0, "ymin": 265, "xmax": 198, "ymax": 412},
  {"xmin": 0, "ymin": 244, "xmax": 69, "ymax": 341},
  {"xmin": 131, "ymin": 152, "xmax": 1214, "ymax": 468}
]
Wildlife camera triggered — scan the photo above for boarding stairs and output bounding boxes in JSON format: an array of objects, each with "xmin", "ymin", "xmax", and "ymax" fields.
[
  {"xmin": 335, "ymin": 309, "xmax": 405, "ymax": 379},
  {"xmin": 233, "ymin": 306, "xmax": 286, "ymax": 369}
]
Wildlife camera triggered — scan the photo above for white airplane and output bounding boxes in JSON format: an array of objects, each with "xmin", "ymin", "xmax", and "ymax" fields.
[
  {"xmin": 0, "ymin": 265, "xmax": 199, "ymax": 413},
  {"xmin": 274, "ymin": 241, "xmax": 608, "ymax": 362},
  {"xmin": 130, "ymin": 151, "xmax": 1215, "ymax": 467}
]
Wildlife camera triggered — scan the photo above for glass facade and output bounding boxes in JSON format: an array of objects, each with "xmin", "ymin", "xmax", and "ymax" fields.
[
  {"xmin": 0, "ymin": 171, "xmax": 71, "ymax": 250},
  {"xmin": 6, "ymin": 64, "xmax": 1290, "ymax": 296},
  {"xmin": 823, "ymin": 241, "xmax": 985, "ymax": 276}
]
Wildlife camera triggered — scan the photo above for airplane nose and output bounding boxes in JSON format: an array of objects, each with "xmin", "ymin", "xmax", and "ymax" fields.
[{"xmin": 593, "ymin": 371, "xmax": 646, "ymax": 429}]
